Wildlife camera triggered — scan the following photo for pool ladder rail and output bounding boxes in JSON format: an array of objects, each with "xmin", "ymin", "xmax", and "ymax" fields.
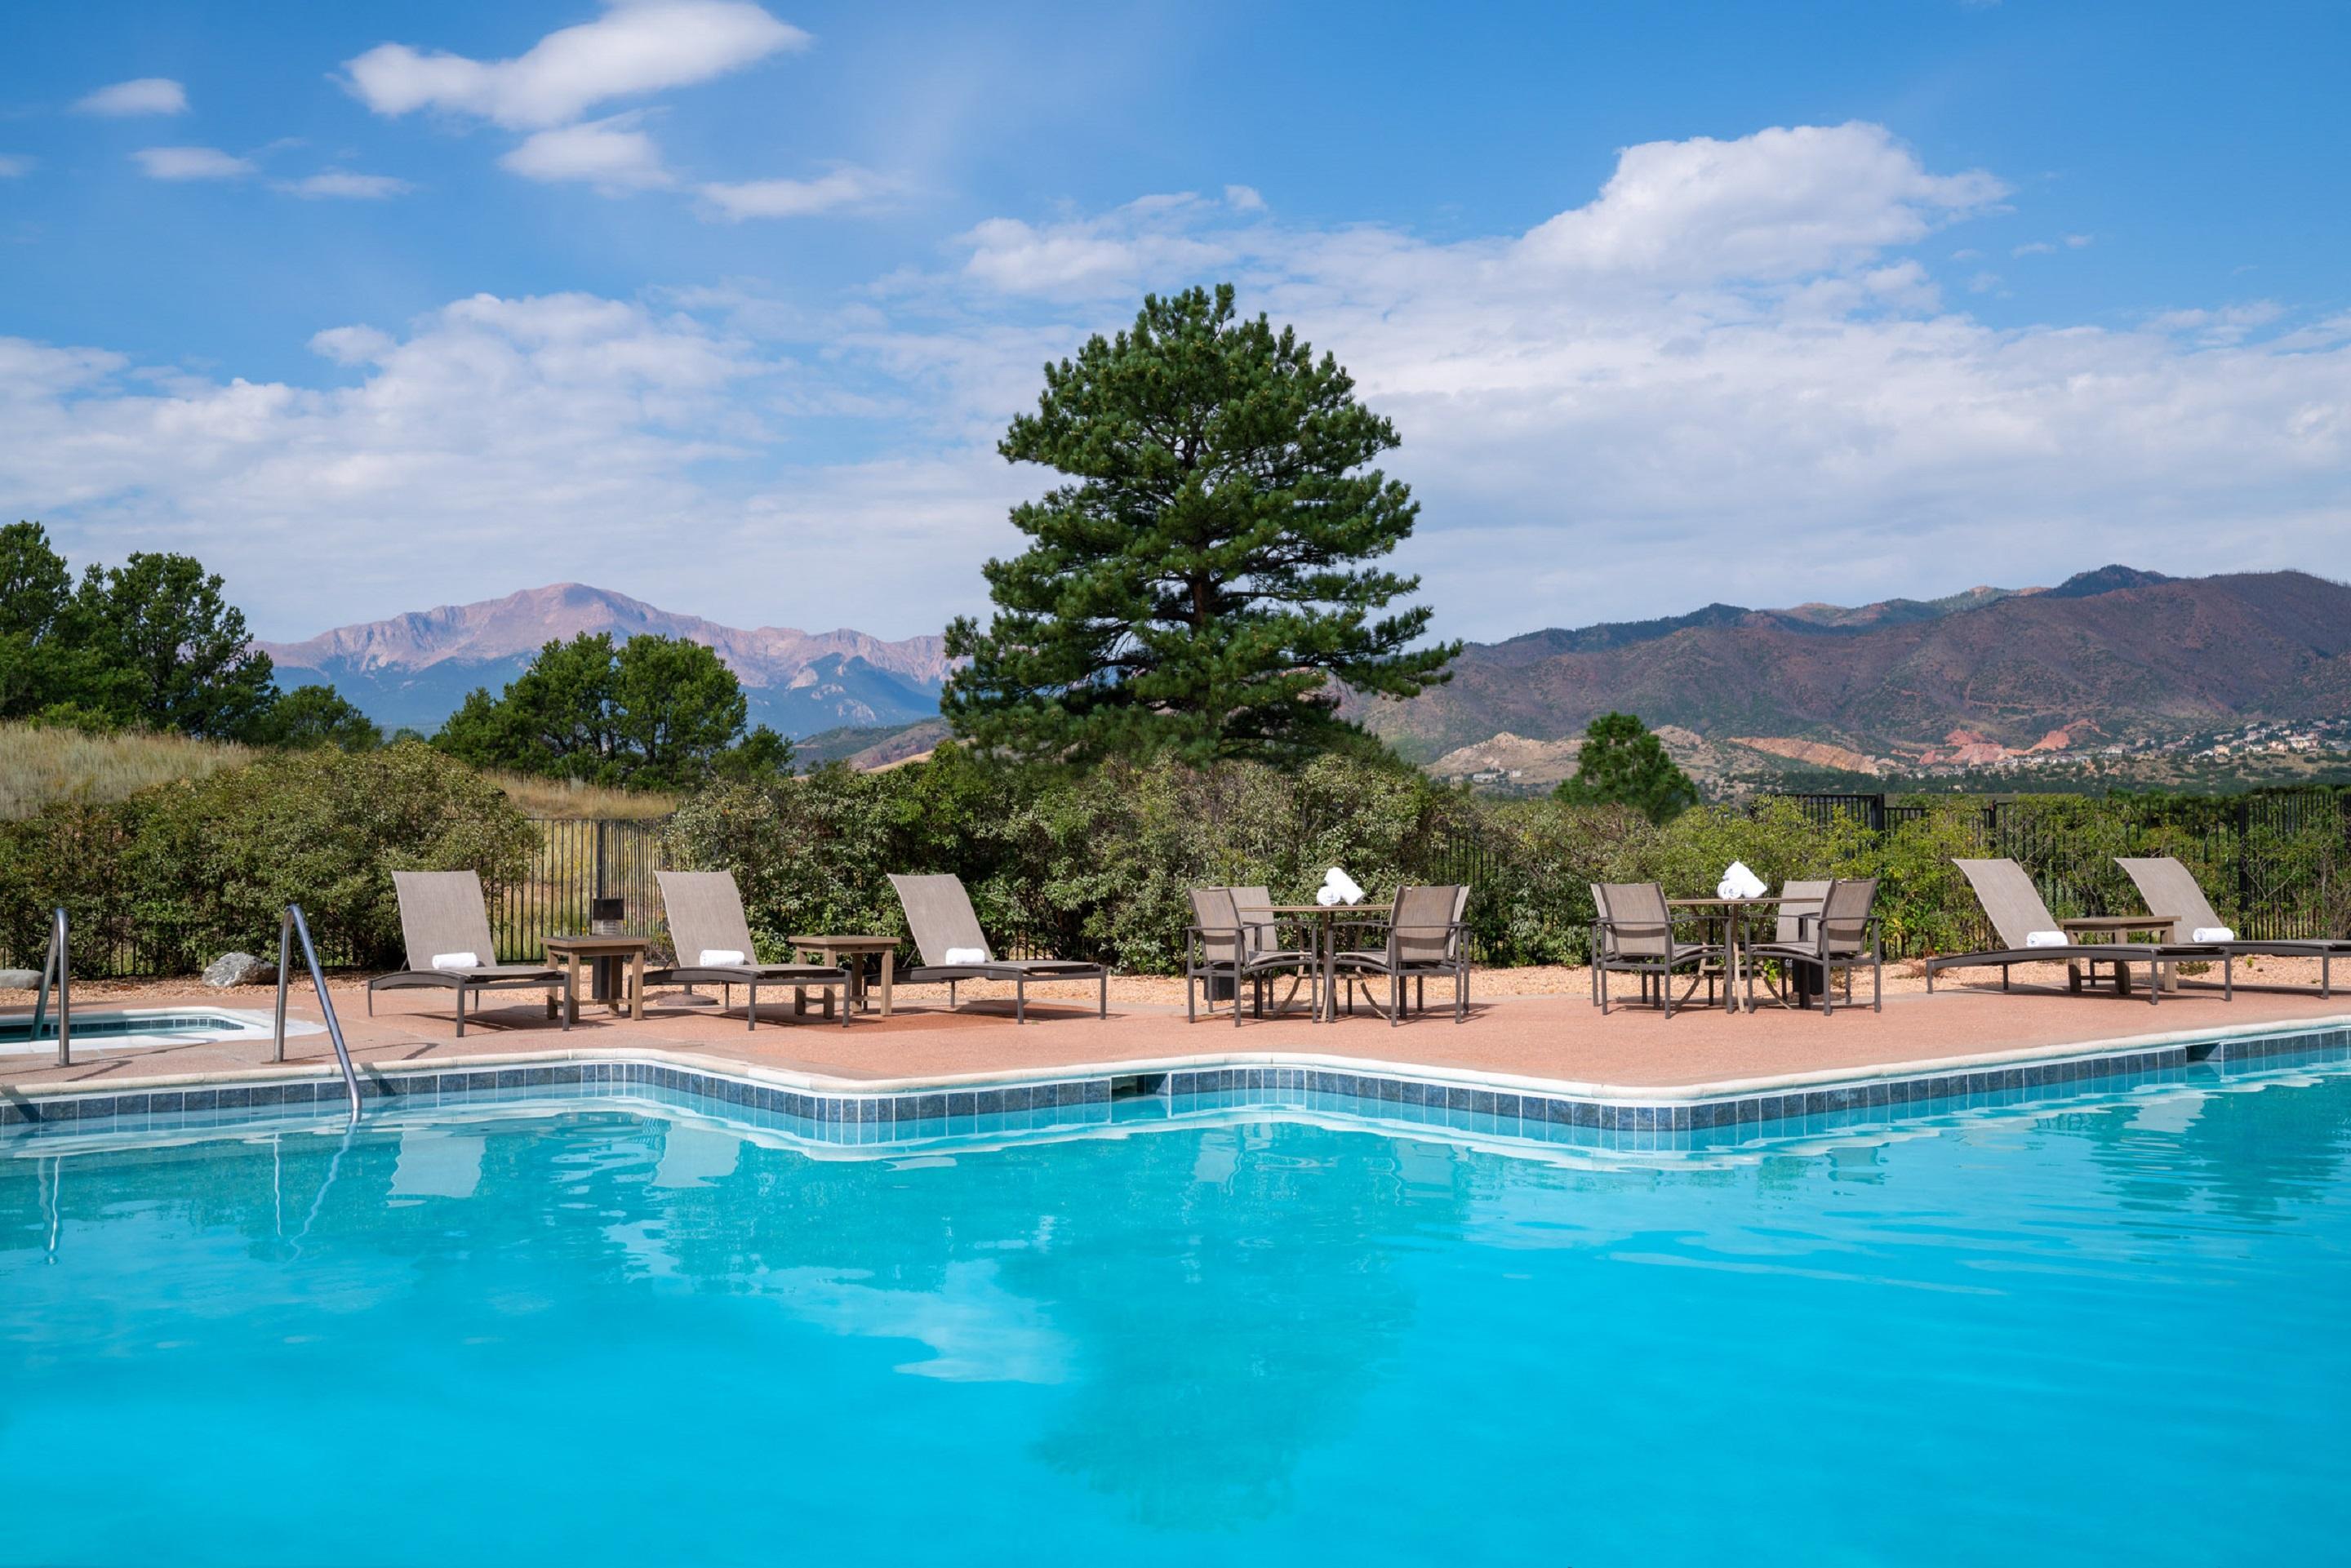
[
  {"xmin": 273, "ymin": 904, "xmax": 365, "ymax": 1122},
  {"xmin": 28, "ymin": 907, "xmax": 70, "ymax": 1067}
]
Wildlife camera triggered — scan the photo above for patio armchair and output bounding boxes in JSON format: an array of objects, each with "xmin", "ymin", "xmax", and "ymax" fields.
[
  {"xmin": 1772, "ymin": 880, "xmax": 1833, "ymax": 944},
  {"xmin": 1743, "ymin": 877, "xmax": 1883, "ymax": 1014},
  {"xmin": 1329, "ymin": 883, "xmax": 1471, "ymax": 1026},
  {"xmin": 2117, "ymin": 856, "xmax": 2343, "ymax": 997},
  {"xmin": 1184, "ymin": 887, "xmax": 1319, "ymax": 1026},
  {"xmin": 1589, "ymin": 882, "xmax": 1722, "ymax": 1017},
  {"xmin": 642, "ymin": 871, "xmax": 851, "ymax": 1030},
  {"xmin": 1924, "ymin": 859, "xmax": 2229, "ymax": 1005},
  {"xmin": 887, "ymin": 873, "xmax": 1108, "ymax": 1024},
  {"xmin": 368, "ymin": 870, "xmax": 571, "ymax": 1037}
]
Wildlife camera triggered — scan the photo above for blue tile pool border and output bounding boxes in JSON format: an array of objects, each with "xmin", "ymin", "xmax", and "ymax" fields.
[{"xmin": 5, "ymin": 1022, "xmax": 2347, "ymax": 1155}]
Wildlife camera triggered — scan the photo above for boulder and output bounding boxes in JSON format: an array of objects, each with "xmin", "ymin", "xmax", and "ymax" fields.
[
  {"xmin": 0, "ymin": 968, "xmax": 42, "ymax": 989},
  {"xmin": 202, "ymin": 952, "xmax": 277, "ymax": 988}
]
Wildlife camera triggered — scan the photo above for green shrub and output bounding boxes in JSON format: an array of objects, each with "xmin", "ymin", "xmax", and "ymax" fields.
[
  {"xmin": 10, "ymin": 737, "xmax": 2344, "ymax": 978},
  {"xmin": 0, "ymin": 740, "xmax": 538, "ymax": 971}
]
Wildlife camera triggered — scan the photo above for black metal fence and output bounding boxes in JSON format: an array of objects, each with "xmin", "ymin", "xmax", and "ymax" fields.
[
  {"xmin": 493, "ymin": 818, "xmax": 669, "ymax": 962},
  {"xmin": 1771, "ymin": 789, "xmax": 2351, "ymax": 947}
]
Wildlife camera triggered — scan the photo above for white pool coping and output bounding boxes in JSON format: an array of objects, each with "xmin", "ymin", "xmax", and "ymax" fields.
[{"xmin": 0, "ymin": 1005, "xmax": 322, "ymax": 1057}]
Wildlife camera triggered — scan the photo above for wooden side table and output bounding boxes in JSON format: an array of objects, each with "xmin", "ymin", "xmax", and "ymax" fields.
[
  {"xmin": 542, "ymin": 935, "xmax": 651, "ymax": 1023},
  {"xmin": 2060, "ymin": 916, "xmax": 2179, "ymax": 993},
  {"xmin": 789, "ymin": 935, "xmax": 898, "ymax": 1017}
]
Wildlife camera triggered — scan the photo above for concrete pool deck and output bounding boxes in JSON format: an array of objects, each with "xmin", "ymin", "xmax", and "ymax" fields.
[{"xmin": 3, "ymin": 963, "xmax": 2346, "ymax": 1108}]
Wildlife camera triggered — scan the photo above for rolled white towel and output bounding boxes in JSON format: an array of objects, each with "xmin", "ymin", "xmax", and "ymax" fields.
[
  {"xmin": 1716, "ymin": 860, "xmax": 1767, "ymax": 900},
  {"xmin": 942, "ymin": 946, "xmax": 988, "ymax": 966},
  {"xmin": 1315, "ymin": 885, "xmax": 1343, "ymax": 907},
  {"xmin": 1322, "ymin": 867, "xmax": 1365, "ymax": 905},
  {"xmin": 2024, "ymin": 930, "xmax": 2069, "ymax": 948},
  {"xmin": 2192, "ymin": 926, "xmax": 2235, "ymax": 944},
  {"xmin": 698, "ymin": 948, "xmax": 746, "ymax": 967},
  {"xmin": 430, "ymin": 951, "xmax": 479, "ymax": 971}
]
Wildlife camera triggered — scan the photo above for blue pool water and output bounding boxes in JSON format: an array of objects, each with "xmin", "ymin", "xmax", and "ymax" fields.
[{"xmin": 4, "ymin": 1064, "xmax": 2348, "ymax": 1566}]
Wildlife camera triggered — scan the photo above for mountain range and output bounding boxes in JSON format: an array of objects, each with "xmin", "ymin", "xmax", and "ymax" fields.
[
  {"xmin": 260, "ymin": 566, "xmax": 2351, "ymax": 771},
  {"xmin": 257, "ymin": 584, "xmax": 951, "ymax": 738},
  {"xmin": 1344, "ymin": 566, "xmax": 2351, "ymax": 767}
]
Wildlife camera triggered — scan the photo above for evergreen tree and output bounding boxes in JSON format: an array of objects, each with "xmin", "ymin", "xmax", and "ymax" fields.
[
  {"xmin": 1553, "ymin": 712, "xmax": 1700, "ymax": 824},
  {"xmin": 943, "ymin": 283, "xmax": 1456, "ymax": 765}
]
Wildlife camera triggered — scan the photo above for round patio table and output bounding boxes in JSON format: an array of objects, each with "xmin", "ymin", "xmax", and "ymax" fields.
[
  {"xmin": 1664, "ymin": 897, "xmax": 1784, "ymax": 1014},
  {"xmin": 1268, "ymin": 904, "xmax": 1394, "ymax": 1022}
]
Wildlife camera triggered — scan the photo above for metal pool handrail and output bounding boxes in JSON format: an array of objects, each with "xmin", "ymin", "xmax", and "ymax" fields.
[
  {"xmin": 273, "ymin": 904, "xmax": 363, "ymax": 1122},
  {"xmin": 28, "ymin": 908, "xmax": 69, "ymax": 1068}
]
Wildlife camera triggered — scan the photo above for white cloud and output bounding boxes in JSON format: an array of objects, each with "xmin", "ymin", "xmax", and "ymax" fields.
[
  {"xmin": 73, "ymin": 78, "xmax": 189, "ymax": 116},
  {"xmin": 958, "ymin": 195, "xmax": 1241, "ymax": 295},
  {"xmin": 2015, "ymin": 233, "xmax": 2093, "ymax": 257},
  {"xmin": 342, "ymin": 2, "xmax": 807, "ymax": 130},
  {"xmin": 1516, "ymin": 122, "xmax": 2004, "ymax": 282},
  {"xmin": 2146, "ymin": 301, "xmax": 2285, "ymax": 346},
  {"xmin": 9, "ymin": 122, "xmax": 2349, "ymax": 643},
  {"xmin": 0, "ymin": 154, "xmax": 32, "ymax": 178},
  {"xmin": 132, "ymin": 146, "xmax": 256, "ymax": 181},
  {"xmin": 699, "ymin": 166, "xmax": 884, "ymax": 220},
  {"xmin": 1224, "ymin": 184, "xmax": 1266, "ymax": 211},
  {"xmin": 499, "ymin": 113, "xmax": 672, "ymax": 190},
  {"xmin": 278, "ymin": 171, "xmax": 413, "ymax": 200}
]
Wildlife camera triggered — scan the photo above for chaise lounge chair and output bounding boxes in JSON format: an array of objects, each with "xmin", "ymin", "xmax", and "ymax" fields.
[
  {"xmin": 642, "ymin": 871, "xmax": 851, "ymax": 1030},
  {"xmin": 368, "ymin": 870, "xmax": 572, "ymax": 1037},
  {"xmin": 2117, "ymin": 856, "xmax": 2344, "ymax": 997},
  {"xmin": 887, "ymin": 873, "xmax": 1108, "ymax": 1024},
  {"xmin": 1924, "ymin": 858, "xmax": 2229, "ymax": 1006}
]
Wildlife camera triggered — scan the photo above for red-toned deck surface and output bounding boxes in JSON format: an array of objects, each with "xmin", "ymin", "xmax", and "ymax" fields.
[{"xmin": 4, "ymin": 968, "xmax": 2344, "ymax": 1101}]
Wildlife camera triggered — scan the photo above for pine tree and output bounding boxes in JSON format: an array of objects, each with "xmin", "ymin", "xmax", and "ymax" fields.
[
  {"xmin": 943, "ymin": 283, "xmax": 1456, "ymax": 765},
  {"xmin": 1554, "ymin": 712, "xmax": 1700, "ymax": 823}
]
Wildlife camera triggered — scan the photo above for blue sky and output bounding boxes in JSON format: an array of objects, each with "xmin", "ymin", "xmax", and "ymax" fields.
[{"xmin": 3, "ymin": 1, "xmax": 2346, "ymax": 642}]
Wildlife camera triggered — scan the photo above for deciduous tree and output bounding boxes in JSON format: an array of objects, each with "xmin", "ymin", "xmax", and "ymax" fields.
[{"xmin": 433, "ymin": 632, "xmax": 789, "ymax": 789}]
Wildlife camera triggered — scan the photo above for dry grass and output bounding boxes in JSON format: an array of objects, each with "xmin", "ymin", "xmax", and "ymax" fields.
[
  {"xmin": 0, "ymin": 722, "xmax": 253, "ymax": 818},
  {"xmin": 487, "ymin": 771, "xmax": 677, "ymax": 820},
  {"xmin": 0, "ymin": 722, "xmax": 675, "ymax": 821}
]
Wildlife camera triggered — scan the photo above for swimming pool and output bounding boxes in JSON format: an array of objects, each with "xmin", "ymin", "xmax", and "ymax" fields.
[{"xmin": 4, "ymin": 1054, "xmax": 2346, "ymax": 1565}]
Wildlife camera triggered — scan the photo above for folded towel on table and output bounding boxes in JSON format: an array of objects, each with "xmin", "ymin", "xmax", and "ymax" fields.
[
  {"xmin": 1715, "ymin": 861, "xmax": 1767, "ymax": 900},
  {"xmin": 2192, "ymin": 926, "xmax": 2235, "ymax": 944},
  {"xmin": 2024, "ymin": 931, "xmax": 2069, "ymax": 948},
  {"xmin": 1322, "ymin": 867, "xmax": 1365, "ymax": 905},
  {"xmin": 430, "ymin": 952, "xmax": 480, "ymax": 971},
  {"xmin": 942, "ymin": 946, "xmax": 988, "ymax": 966},
  {"xmin": 698, "ymin": 948, "xmax": 746, "ymax": 966}
]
